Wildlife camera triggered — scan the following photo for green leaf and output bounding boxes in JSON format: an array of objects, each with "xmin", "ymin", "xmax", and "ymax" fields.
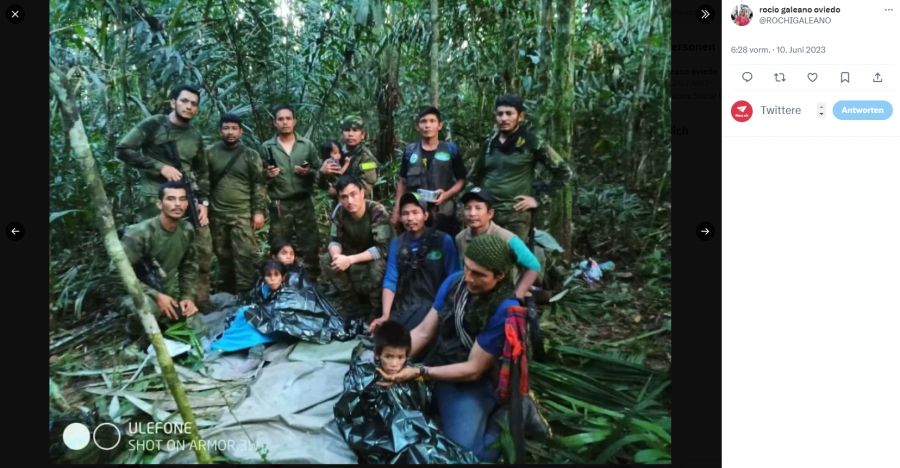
[
  {"xmin": 557, "ymin": 429, "xmax": 612, "ymax": 447},
  {"xmin": 549, "ymin": 288, "xmax": 570, "ymax": 303},
  {"xmin": 213, "ymin": 71, "xmax": 238, "ymax": 89},
  {"xmin": 597, "ymin": 433, "xmax": 649, "ymax": 463},
  {"xmin": 631, "ymin": 418, "xmax": 671, "ymax": 443},
  {"xmin": 109, "ymin": 395, "xmax": 120, "ymax": 419},
  {"xmin": 49, "ymin": 209, "xmax": 82, "ymax": 223},
  {"xmin": 74, "ymin": 283, "xmax": 91, "ymax": 318},
  {"xmin": 634, "ymin": 448, "xmax": 670, "ymax": 464}
]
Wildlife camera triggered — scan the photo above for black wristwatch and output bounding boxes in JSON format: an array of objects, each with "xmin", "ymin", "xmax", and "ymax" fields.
[{"xmin": 418, "ymin": 366, "xmax": 428, "ymax": 378}]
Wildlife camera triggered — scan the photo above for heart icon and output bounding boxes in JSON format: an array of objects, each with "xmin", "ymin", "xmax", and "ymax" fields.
[{"xmin": 807, "ymin": 73, "xmax": 818, "ymax": 82}]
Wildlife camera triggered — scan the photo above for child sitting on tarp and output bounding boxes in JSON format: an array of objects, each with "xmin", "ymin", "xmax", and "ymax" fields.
[
  {"xmin": 269, "ymin": 239, "xmax": 308, "ymax": 290},
  {"xmin": 209, "ymin": 260, "xmax": 287, "ymax": 354},
  {"xmin": 333, "ymin": 321, "xmax": 478, "ymax": 464}
]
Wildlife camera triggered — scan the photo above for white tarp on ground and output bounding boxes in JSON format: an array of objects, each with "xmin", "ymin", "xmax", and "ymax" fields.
[
  {"xmin": 154, "ymin": 323, "xmax": 362, "ymax": 463},
  {"xmin": 159, "ymin": 362, "xmax": 355, "ymax": 463}
]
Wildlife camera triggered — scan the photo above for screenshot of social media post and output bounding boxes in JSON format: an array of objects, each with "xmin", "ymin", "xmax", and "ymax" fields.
[
  {"xmin": 48, "ymin": 0, "xmax": 674, "ymax": 464},
  {"xmin": 722, "ymin": 2, "xmax": 899, "ymax": 468}
]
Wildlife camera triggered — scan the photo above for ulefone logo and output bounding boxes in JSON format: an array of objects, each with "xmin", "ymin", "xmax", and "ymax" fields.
[{"xmin": 731, "ymin": 100, "xmax": 753, "ymax": 122}]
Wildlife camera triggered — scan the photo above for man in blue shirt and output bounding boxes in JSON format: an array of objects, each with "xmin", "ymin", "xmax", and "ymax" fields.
[
  {"xmin": 376, "ymin": 234, "xmax": 521, "ymax": 462},
  {"xmin": 370, "ymin": 193, "xmax": 459, "ymax": 332}
]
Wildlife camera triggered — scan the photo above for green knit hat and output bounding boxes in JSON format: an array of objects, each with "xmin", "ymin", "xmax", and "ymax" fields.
[{"xmin": 466, "ymin": 234, "xmax": 515, "ymax": 275}]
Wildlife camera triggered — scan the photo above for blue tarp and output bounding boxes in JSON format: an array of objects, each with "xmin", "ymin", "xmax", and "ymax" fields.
[{"xmin": 210, "ymin": 306, "xmax": 276, "ymax": 352}]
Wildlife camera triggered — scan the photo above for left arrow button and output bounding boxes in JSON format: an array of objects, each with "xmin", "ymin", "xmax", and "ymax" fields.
[{"xmin": 6, "ymin": 222, "xmax": 25, "ymax": 241}]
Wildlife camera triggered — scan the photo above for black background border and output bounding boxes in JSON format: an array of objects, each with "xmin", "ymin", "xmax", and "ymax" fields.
[{"xmin": 12, "ymin": 1, "xmax": 724, "ymax": 465}]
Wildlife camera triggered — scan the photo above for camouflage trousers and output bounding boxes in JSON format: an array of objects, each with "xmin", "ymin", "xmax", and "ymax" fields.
[
  {"xmin": 210, "ymin": 213, "xmax": 260, "ymax": 295},
  {"xmin": 319, "ymin": 252, "xmax": 385, "ymax": 321},
  {"xmin": 269, "ymin": 196, "xmax": 321, "ymax": 280},
  {"xmin": 493, "ymin": 207, "xmax": 532, "ymax": 241},
  {"xmin": 193, "ymin": 226, "xmax": 213, "ymax": 310},
  {"xmin": 138, "ymin": 196, "xmax": 213, "ymax": 310}
]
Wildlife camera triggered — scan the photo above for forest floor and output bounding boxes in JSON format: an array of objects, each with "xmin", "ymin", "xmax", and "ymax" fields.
[{"xmin": 49, "ymin": 258, "xmax": 671, "ymax": 464}]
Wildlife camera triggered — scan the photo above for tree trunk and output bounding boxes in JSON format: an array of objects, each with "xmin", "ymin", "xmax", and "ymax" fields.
[
  {"xmin": 537, "ymin": 0, "xmax": 554, "ymax": 80},
  {"xmin": 626, "ymin": 0, "xmax": 655, "ymax": 188},
  {"xmin": 297, "ymin": 6, "xmax": 335, "ymax": 111},
  {"xmin": 542, "ymin": 0, "xmax": 576, "ymax": 259},
  {"xmin": 503, "ymin": 0, "xmax": 524, "ymax": 92},
  {"xmin": 377, "ymin": 39, "xmax": 399, "ymax": 165},
  {"xmin": 536, "ymin": 0, "xmax": 554, "ymax": 129},
  {"xmin": 220, "ymin": 0, "xmax": 266, "ymax": 136},
  {"xmin": 118, "ymin": 4, "xmax": 135, "ymax": 216},
  {"xmin": 307, "ymin": 31, "xmax": 357, "ymax": 137},
  {"xmin": 429, "ymin": 0, "xmax": 439, "ymax": 107},
  {"xmin": 50, "ymin": 61, "xmax": 212, "ymax": 465}
]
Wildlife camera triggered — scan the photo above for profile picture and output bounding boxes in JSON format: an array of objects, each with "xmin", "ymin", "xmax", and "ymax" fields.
[{"xmin": 731, "ymin": 5, "xmax": 753, "ymax": 26}]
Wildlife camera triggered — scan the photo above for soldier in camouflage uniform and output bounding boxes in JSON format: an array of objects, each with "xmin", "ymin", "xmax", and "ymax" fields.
[
  {"xmin": 260, "ymin": 104, "xmax": 322, "ymax": 280},
  {"xmin": 121, "ymin": 181, "xmax": 200, "ymax": 322},
  {"xmin": 468, "ymin": 95, "xmax": 572, "ymax": 240},
  {"xmin": 320, "ymin": 176, "xmax": 393, "ymax": 320},
  {"xmin": 319, "ymin": 115, "xmax": 379, "ymax": 198},
  {"xmin": 207, "ymin": 113, "xmax": 267, "ymax": 294},
  {"xmin": 116, "ymin": 84, "xmax": 214, "ymax": 311}
]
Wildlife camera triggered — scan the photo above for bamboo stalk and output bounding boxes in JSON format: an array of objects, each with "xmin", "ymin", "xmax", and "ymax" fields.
[
  {"xmin": 429, "ymin": 0, "xmax": 440, "ymax": 107},
  {"xmin": 50, "ymin": 60, "xmax": 212, "ymax": 464}
]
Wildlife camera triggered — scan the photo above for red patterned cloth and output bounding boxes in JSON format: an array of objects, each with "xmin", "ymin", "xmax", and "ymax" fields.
[{"xmin": 497, "ymin": 305, "xmax": 529, "ymax": 401}]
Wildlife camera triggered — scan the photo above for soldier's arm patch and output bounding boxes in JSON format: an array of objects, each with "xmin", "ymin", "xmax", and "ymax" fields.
[{"xmin": 360, "ymin": 161, "xmax": 377, "ymax": 171}]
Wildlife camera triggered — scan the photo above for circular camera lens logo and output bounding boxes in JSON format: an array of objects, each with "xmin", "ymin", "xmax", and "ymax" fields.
[
  {"xmin": 62, "ymin": 423, "xmax": 91, "ymax": 450},
  {"xmin": 731, "ymin": 100, "xmax": 753, "ymax": 122},
  {"xmin": 62, "ymin": 422, "xmax": 122, "ymax": 451}
]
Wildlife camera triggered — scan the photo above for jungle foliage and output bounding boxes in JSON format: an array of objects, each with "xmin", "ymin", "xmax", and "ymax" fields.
[{"xmin": 50, "ymin": 0, "xmax": 670, "ymax": 463}]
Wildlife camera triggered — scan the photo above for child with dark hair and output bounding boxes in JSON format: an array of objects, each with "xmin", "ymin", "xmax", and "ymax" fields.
[
  {"xmin": 269, "ymin": 239, "xmax": 307, "ymax": 290},
  {"xmin": 210, "ymin": 260, "xmax": 286, "ymax": 356},
  {"xmin": 319, "ymin": 139, "xmax": 350, "ymax": 203},
  {"xmin": 259, "ymin": 260, "xmax": 287, "ymax": 295},
  {"xmin": 321, "ymin": 139, "xmax": 347, "ymax": 169},
  {"xmin": 373, "ymin": 321, "xmax": 412, "ymax": 377},
  {"xmin": 334, "ymin": 322, "xmax": 478, "ymax": 463},
  {"xmin": 211, "ymin": 252, "xmax": 356, "ymax": 354}
]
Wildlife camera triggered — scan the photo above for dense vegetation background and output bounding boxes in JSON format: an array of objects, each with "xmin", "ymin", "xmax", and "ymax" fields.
[{"xmin": 50, "ymin": 0, "xmax": 671, "ymax": 463}]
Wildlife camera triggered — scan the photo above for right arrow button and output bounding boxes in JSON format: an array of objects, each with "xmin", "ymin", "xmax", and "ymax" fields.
[
  {"xmin": 696, "ymin": 222, "xmax": 715, "ymax": 241},
  {"xmin": 696, "ymin": 5, "xmax": 715, "ymax": 24}
]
